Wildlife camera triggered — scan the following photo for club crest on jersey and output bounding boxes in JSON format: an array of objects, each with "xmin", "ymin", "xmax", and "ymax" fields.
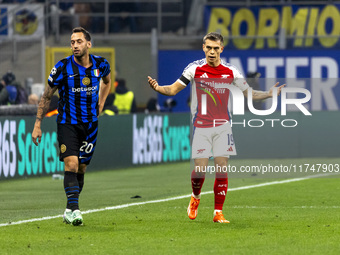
[
  {"xmin": 93, "ymin": 69, "xmax": 100, "ymax": 77},
  {"xmin": 82, "ymin": 77, "xmax": 91, "ymax": 86}
]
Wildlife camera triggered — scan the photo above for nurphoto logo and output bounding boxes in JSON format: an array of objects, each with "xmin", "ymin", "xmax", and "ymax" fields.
[{"xmin": 195, "ymin": 78, "xmax": 311, "ymax": 128}]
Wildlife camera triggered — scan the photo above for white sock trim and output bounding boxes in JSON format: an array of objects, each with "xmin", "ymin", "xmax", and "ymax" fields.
[
  {"xmin": 192, "ymin": 193, "xmax": 201, "ymax": 199},
  {"xmin": 214, "ymin": 210, "xmax": 222, "ymax": 215}
]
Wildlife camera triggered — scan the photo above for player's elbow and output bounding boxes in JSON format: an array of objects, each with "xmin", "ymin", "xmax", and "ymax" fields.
[
  {"xmin": 170, "ymin": 87, "xmax": 183, "ymax": 96},
  {"xmin": 168, "ymin": 90, "xmax": 177, "ymax": 96},
  {"xmin": 105, "ymin": 82, "xmax": 111, "ymax": 88}
]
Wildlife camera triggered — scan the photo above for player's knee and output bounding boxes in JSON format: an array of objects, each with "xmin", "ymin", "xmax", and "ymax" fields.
[
  {"xmin": 65, "ymin": 161, "xmax": 78, "ymax": 173},
  {"xmin": 214, "ymin": 157, "xmax": 228, "ymax": 168},
  {"xmin": 78, "ymin": 164, "xmax": 87, "ymax": 174},
  {"xmin": 194, "ymin": 158, "xmax": 209, "ymax": 167},
  {"xmin": 193, "ymin": 168, "xmax": 206, "ymax": 177}
]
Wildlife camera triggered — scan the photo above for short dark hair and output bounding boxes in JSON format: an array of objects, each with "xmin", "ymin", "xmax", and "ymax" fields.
[
  {"xmin": 72, "ymin": 27, "xmax": 91, "ymax": 41},
  {"xmin": 203, "ymin": 32, "xmax": 224, "ymax": 45}
]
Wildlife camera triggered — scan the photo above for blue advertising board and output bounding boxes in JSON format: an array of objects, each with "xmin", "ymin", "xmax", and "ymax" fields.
[{"xmin": 0, "ymin": 7, "xmax": 9, "ymax": 36}]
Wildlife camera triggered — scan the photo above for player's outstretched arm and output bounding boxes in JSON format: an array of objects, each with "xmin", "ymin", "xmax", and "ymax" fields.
[
  {"xmin": 267, "ymin": 82, "xmax": 286, "ymax": 97},
  {"xmin": 32, "ymin": 85, "xmax": 58, "ymax": 146},
  {"xmin": 98, "ymin": 73, "xmax": 112, "ymax": 115},
  {"xmin": 147, "ymin": 76, "xmax": 185, "ymax": 96},
  {"xmin": 243, "ymin": 82, "xmax": 286, "ymax": 101}
]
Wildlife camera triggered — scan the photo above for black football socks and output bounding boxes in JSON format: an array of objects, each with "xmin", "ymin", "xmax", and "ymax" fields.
[
  {"xmin": 77, "ymin": 173, "xmax": 85, "ymax": 194},
  {"xmin": 64, "ymin": 171, "xmax": 80, "ymax": 211}
]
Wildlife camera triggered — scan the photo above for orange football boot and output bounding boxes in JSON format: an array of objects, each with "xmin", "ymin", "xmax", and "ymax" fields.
[
  {"xmin": 187, "ymin": 195, "xmax": 200, "ymax": 220},
  {"xmin": 213, "ymin": 211, "xmax": 230, "ymax": 223}
]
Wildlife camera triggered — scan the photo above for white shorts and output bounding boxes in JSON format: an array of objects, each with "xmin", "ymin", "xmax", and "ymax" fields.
[{"xmin": 191, "ymin": 123, "xmax": 237, "ymax": 159}]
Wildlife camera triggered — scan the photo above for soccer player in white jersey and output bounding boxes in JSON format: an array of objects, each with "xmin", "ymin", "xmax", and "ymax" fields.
[{"xmin": 147, "ymin": 32, "xmax": 284, "ymax": 223}]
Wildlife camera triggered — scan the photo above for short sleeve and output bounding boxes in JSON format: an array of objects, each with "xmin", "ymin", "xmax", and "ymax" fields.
[
  {"xmin": 99, "ymin": 58, "xmax": 111, "ymax": 78},
  {"xmin": 48, "ymin": 61, "xmax": 64, "ymax": 88},
  {"xmin": 177, "ymin": 62, "xmax": 197, "ymax": 86},
  {"xmin": 231, "ymin": 66, "xmax": 249, "ymax": 91}
]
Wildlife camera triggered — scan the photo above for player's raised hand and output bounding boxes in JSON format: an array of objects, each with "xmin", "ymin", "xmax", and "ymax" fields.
[
  {"xmin": 148, "ymin": 76, "xmax": 159, "ymax": 92},
  {"xmin": 269, "ymin": 82, "xmax": 286, "ymax": 97}
]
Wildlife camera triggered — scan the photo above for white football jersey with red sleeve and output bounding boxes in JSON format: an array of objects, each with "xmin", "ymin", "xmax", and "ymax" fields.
[{"xmin": 177, "ymin": 58, "xmax": 249, "ymax": 128}]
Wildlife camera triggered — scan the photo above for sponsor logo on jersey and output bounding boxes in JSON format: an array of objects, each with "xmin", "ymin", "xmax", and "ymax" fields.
[{"xmin": 72, "ymin": 86, "xmax": 97, "ymax": 93}]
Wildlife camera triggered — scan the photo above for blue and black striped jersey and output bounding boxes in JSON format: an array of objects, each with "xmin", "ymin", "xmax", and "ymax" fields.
[{"xmin": 48, "ymin": 54, "xmax": 110, "ymax": 124}]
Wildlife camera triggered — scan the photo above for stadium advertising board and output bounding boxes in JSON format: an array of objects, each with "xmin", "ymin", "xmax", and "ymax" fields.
[
  {"xmin": 158, "ymin": 50, "xmax": 340, "ymax": 113},
  {"xmin": 0, "ymin": 117, "xmax": 64, "ymax": 180},
  {"xmin": 0, "ymin": 113, "xmax": 190, "ymax": 180},
  {"xmin": 132, "ymin": 114, "xmax": 190, "ymax": 165},
  {"xmin": 0, "ymin": 4, "xmax": 44, "ymax": 39},
  {"xmin": 1, "ymin": 111, "xmax": 339, "ymax": 180},
  {"xmin": 205, "ymin": 4, "xmax": 340, "ymax": 50}
]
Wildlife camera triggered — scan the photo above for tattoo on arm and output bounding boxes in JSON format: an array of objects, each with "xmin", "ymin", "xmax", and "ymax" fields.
[
  {"xmin": 252, "ymin": 90, "xmax": 269, "ymax": 100},
  {"xmin": 163, "ymin": 87, "xmax": 171, "ymax": 95},
  {"xmin": 253, "ymin": 90, "xmax": 261, "ymax": 97},
  {"xmin": 36, "ymin": 86, "xmax": 57, "ymax": 121}
]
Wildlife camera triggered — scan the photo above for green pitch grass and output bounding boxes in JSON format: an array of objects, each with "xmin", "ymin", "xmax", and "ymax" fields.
[{"xmin": 0, "ymin": 158, "xmax": 339, "ymax": 255}]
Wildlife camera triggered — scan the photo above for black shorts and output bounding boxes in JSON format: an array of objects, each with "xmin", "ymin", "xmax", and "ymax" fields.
[{"xmin": 57, "ymin": 121, "xmax": 98, "ymax": 165}]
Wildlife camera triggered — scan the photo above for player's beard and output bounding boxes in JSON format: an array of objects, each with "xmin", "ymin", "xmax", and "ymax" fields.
[{"xmin": 73, "ymin": 48, "xmax": 87, "ymax": 60}]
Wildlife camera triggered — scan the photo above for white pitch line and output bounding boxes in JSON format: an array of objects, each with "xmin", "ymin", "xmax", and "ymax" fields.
[
  {"xmin": 0, "ymin": 173, "xmax": 333, "ymax": 227},
  {"xmin": 229, "ymin": 206, "xmax": 340, "ymax": 209}
]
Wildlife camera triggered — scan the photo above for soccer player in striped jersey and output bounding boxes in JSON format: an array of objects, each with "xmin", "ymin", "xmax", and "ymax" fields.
[
  {"xmin": 32, "ymin": 27, "xmax": 112, "ymax": 226},
  {"xmin": 147, "ymin": 32, "xmax": 285, "ymax": 223}
]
